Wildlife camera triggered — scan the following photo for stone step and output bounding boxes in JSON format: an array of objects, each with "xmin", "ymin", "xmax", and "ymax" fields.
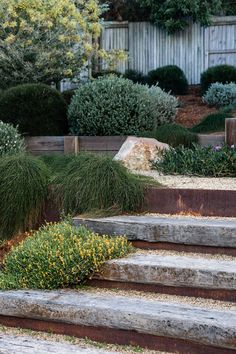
[
  {"xmin": 0, "ymin": 333, "xmax": 121, "ymax": 354},
  {"xmin": 73, "ymin": 215, "xmax": 236, "ymax": 256},
  {"xmin": 0, "ymin": 289, "xmax": 235, "ymax": 353},
  {"xmin": 198, "ymin": 133, "xmax": 225, "ymax": 147},
  {"xmin": 91, "ymin": 250, "xmax": 236, "ymax": 301}
]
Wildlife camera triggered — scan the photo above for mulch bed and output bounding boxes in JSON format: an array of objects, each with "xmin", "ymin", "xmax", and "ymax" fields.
[
  {"xmin": 175, "ymin": 86, "xmax": 217, "ymax": 128},
  {"xmin": 0, "ymin": 233, "xmax": 29, "ymax": 264}
]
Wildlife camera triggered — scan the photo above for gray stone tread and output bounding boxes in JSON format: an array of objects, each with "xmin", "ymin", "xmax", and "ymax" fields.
[
  {"xmin": 0, "ymin": 290, "xmax": 235, "ymax": 349},
  {"xmin": 0, "ymin": 334, "xmax": 119, "ymax": 354}
]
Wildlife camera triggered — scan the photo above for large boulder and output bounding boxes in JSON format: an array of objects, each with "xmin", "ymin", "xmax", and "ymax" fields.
[{"xmin": 114, "ymin": 136, "xmax": 169, "ymax": 171}]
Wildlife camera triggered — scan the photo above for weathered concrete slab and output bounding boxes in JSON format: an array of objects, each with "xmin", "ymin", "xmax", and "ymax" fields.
[
  {"xmin": 0, "ymin": 333, "xmax": 120, "ymax": 354},
  {"xmin": 97, "ymin": 252, "xmax": 236, "ymax": 290},
  {"xmin": 0, "ymin": 290, "xmax": 235, "ymax": 350},
  {"xmin": 73, "ymin": 215, "xmax": 236, "ymax": 248}
]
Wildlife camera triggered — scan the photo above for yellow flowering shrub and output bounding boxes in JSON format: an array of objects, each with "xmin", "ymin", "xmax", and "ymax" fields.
[
  {"xmin": 0, "ymin": 0, "xmax": 125, "ymax": 88},
  {"xmin": 1, "ymin": 222, "xmax": 132, "ymax": 289}
]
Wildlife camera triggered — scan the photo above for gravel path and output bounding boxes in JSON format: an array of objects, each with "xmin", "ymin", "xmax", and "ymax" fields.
[{"xmin": 135, "ymin": 171, "xmax": 236, "ymax": 190}]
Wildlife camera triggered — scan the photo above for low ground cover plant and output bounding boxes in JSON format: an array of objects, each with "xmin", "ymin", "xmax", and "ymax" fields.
[
  {"xmin": 153, "ymin": 144, "xmax": 236, "ymax": 177},
  {"xmin": 68, "ymin": 77, "xmax": 177, "ymax": 136},
  {"xmin": 0, "ymin": 84, "xmax": 68, "ymax": 135},
  {"xmin": 0, "ymin": 154, "xmax": 49, "ymax": 240},
  {"xmin": 191, "ymin": 111, "xmax": 233, "ymax": 133},
  {"xmin": 0, "ymin": 221, "xmax": 132, "ymax": 289},
  {"xmin": 201, "ymin": 65, "xmax": 236, "ymax": 94},
  {"xmin": 140, "ymin": 123, "xmax": 198, "ymax": 147},
  {"xmin": 203, "ymin": 82, "xmax": 236, "ymax": 107},
  {"xmin": 147, "ymin": 65, "xmax": 188, "ymax": 95},
  {"xmin": 0, "ymin": 121, "xmax": 25, "ymax": 156}
]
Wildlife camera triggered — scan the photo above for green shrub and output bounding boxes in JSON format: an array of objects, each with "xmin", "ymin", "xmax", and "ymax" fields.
[
  {"xmin": 92, "ymin": 70, "xmax": 121, "ymax": 79},
  {"xmin": 0, "ymin": 154, "xmax": 49, "ymax": 240},
  {"xmin": 147, "ymin": 65, "xmax": 188, "ymax": 95},
  {"xmin": 62, "ymin": 89, "xmax": 76, "ymax": 105},
  {"xmin": 1, "ymin": 221, "xmax": 132, "ymax": 289},
  {"xmin": 191, "ymin": 111, "xmax": 233, "ymax": 133},
  {"xmin": 200, "ymin": 65, "xmax": 236, "ymax": 94},
  {"xmin": 139, "ymin": 124, "xmax": 198, "ymax": 147},
  {"xmin": 203, "ymin": 82, "xmax": 236, "ymax": 107},
  {"xmin": 123, "ymin": 69, "xmax": 148, "ymax": 84},
  {"xmin": 54, "ymin": 153, "xmax": 145, "ymax": 215},
  {"xmin": 0, "ymin": 84, "xmax": 68, "ymax": 136},
  {"xmin": 68, "ymin": 77, "xmax": 177, "ymax": 135},
  {"xmin": 153, "ymin": 144, "xmax": 236, "ymax": 177},
  {"xmin": 0, "ymin": 121, "xmax": 25, "ymax": 156}
]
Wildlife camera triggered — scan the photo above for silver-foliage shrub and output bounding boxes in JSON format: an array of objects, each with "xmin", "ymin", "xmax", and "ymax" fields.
[
  {"xmin": 203, "ymin": 82, "xmax": 236, "ymax": 107},
  {"xmin": 68, "ymin": 77, "xmax": 178, "ymax": 136},
  {"xmin": 0, "ymin": 121, "xmax": 25, "ymax": 156}
]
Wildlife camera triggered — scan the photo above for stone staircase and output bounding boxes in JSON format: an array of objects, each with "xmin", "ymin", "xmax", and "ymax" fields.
[{"xmin": 0, "ymin": 215, "xmax": 235, "ymax": 354}]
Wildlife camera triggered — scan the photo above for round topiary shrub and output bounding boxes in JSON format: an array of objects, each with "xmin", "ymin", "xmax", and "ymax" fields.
[
  {"xmin": 0, "ymin": 121, "xmax": 25, "ymax": 156},
  {"xmin": 147, "ymin": 65, "xmax": 188, "ymax": 95},
  {"xmin": 0, "ymin": 154, "xmax": 49, "ymax": 239},
  {"xmin": 0, "ymin": 84, "xmax": 68, "ymax": 136},
  {"xmin": 203, "ymin": 82, "xmax": 236, "ymax": 107},
  {"xmin": 2, "ymin": 222, "xmax": 132, "ymax": 289},
  {"xmin": 201, "ymin": 65, "xmax": 236, "ymax": 94},
  {"xmin": 68, "ymin": 77, "xmax": 177, "ymax": 136},
  {"xmin": 123, "ymin": 69, "xmax": 148, "ymax": 84}
]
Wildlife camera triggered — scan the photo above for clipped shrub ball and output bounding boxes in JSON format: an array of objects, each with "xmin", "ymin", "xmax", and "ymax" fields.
[
  {"xmin": 123, "ymin": 69, "xmax": 148, "ymax": 84},
  {"xmin": 147, "ymin": 65, "xmax": 188, "ymax": 95},
  {"xmin": 203, "ymin": 82, "xmax": 236, "ymax": 107},
  {"xmin": 0, "ymin": 121, "xmax": 25, "ymax": 156},
  {"xmin": 68, "ymin": 77, "xmax": 177, "ymax": 136},
  {"xmin": 201, "ymin": 65, "xmax": 236, "ymax": 94},
  {"xmin": 139, "ymin": 123, "xmax": 198, "ymax": 148},
  {"xmin": 149, "ymin": 86, "xmax": 178, "ymax": 125},
  {"xmin": 0, "ymin": 84, "xmax": 68, "ymax": 135},
  {"xmin": 2, "ymin": 222, "xmax": 132, "ymax": 289},
  {"xmin": 0, "ymin": 154, "xmax": 49, "ymax": 240},
  {"xmin": 55, "ymin": 153, "xmax": 145, "ymax": 215}
]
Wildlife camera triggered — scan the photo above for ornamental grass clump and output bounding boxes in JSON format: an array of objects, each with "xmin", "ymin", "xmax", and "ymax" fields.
[
  {"xmin": 55, "ymin": 153, "xmax": 145, "ymax": 215},
  {"xmin": 0, "ymin": 154, "xmax": 49, "ymax": 240},
  {"xmin": 0, "ymin": 121, "xmax": 25, "ymax": 156},
  {"xmin": 1, "ymin": 222, "xmax": 132, "ymax": 289}
]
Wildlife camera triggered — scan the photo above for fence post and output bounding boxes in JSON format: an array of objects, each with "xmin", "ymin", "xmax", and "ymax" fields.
[
  {"xmin": 225, "ymin": 118, "xmax": 236, "ymax": 147},
  {"xmin": 64, "ymin": 136, "xmax": 79, "ymax": 154}
]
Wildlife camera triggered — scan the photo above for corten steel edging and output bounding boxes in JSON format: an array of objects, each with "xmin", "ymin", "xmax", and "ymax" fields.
[
  {"xmin": 132, "ymin": 241, "xmax": 236, "ymax": 256},
  {"xmin": 87, "ymin": 280, "xmax": 236, "ymax": 302},
  {"xmin": 0, "ymin": 315, "xmax": 235, "ymax": 354},
  {"xmin": 144, "ymin": 188, "xmax": 236, "ymax": 217}
]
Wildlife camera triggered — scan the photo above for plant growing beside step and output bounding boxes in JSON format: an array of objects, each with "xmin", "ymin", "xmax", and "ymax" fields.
[{"xmin": 0, "ymin": 221, "xmax": 132, "ymax": 289}]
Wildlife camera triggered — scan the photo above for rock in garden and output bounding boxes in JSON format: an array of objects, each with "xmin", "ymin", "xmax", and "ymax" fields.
[{"xmin": 114, "ymin": 136, "xmax": 169, "ymax": 171}]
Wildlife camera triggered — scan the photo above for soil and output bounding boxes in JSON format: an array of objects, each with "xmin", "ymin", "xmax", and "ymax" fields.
[
  {"xmin": 0, "ymin": 232, "xmax": 29, "ymax": 263},
  {"xmin": 175, "ymin": 86, "xmax": 217, "ymax": 128}
]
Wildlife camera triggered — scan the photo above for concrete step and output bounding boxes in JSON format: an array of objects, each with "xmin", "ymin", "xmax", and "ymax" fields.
[
  {"xmin": 0, "ymin": 333, "xmax": 121, "ymax": 354},
  {"xmin": 91, "ymin": 250, "xmax": 236, "ymax": 301},
  {"xmin": 0, "ymin": 289, "xmax": 235, "ymax": 353},
  {"xmin": 73, "ymin": 215, "xmax": 236, "ymax": 256},
  {"xmin": 198, "ymin": 133, "xmax": 225, "ymax": 147}
]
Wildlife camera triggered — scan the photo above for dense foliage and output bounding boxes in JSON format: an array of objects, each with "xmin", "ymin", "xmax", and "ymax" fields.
[
  {"xmin": 0, "ymin": 84, "xmax": 68, "ymax": 135},
  {"xmin": 153, "ymin": 144, "xmax": 236, "ymax": 177},
  {"xmin": 0, "ymin": 154, "xmax": 49, "ymax": 240},
  {"xmin": 200, "ymin": 65, "xmax": 236, "ymax": 94},
  {"xmin": 123, "ymin": 69, "xmax": 147, "ymax": 84},
  {"xmin": 0, "ymin": 0, "xmax": 125, "ymax": 88},
  {"xmin": 148, "ymin": 65, "xmax": 188, "ymax": 95},
  {"xmin": 68, "ymin": 77, "xmax": 177, "ymax": 136},
  {"xmin": 203, "ymin": 82, "xmax": 236, "ymax": 107},
  {"xmin": 54, "ymin": 153, "xmax": 145, "ymax": 215},
  {"xmin": 140, "ymin": 123, "xmax": 198, "ymax": 147},
  {"xmin": 191, "ymin": 111, "xmax": 233, "ymax": 133},
  {"xmin": 1, "ymin": 222, "xmax": 132, "ymax": 289},
  {"xmin": 0, "ymin": 121, "xmax": 25, "ymax": 156}
]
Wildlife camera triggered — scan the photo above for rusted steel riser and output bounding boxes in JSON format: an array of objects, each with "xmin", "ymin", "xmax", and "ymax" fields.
[
  {"xmin": 0, "ymin": 316, "xmax": 234, "ymax": 354},
  {"xmin": 87, "ymin": 280, "xmax": 236, "ymax": 302},
  {"xmin": 145, "ymin": 188, "xmax": 236, "ymax": 217},
  {"xmin": 132, "ymin": 241, "xmax": 236, "ymax": 257}
]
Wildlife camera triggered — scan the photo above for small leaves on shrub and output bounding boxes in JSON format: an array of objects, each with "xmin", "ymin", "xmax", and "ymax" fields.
[
  {"xmin": 0, "ymin": 154, "xmax": 49, "ymax": 240},
  {"xmin": 153, "ymin": 144, "xmax": 236, "ymax": 177},
  {"xmin": 123, "ymin": 69, "xmax": 148, "ymax": 84},
  {"xmin": 200, "ymin": 65, "xmax": 236, "ymax": 94},
  {"xmin": 0, "ymin": 84, "xmax": 68, "ymax": 135},
  {"xmin": 147, "ymin": 65, "xmax": 188, "ymax": 95},
  {"xmin": 2, "ymin": 222, "xmax": 132, "ymax": 289},
  {"xmin": 203, "ymin": 82, "xmax": 236, "ymax": 107},
  {"xmin": 0, "ymin": 121, "xmax": 25, "ymax": 156},
  {"xmin": 191, "ymin": 111, "xmax": 233, "ymax": 133}
]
